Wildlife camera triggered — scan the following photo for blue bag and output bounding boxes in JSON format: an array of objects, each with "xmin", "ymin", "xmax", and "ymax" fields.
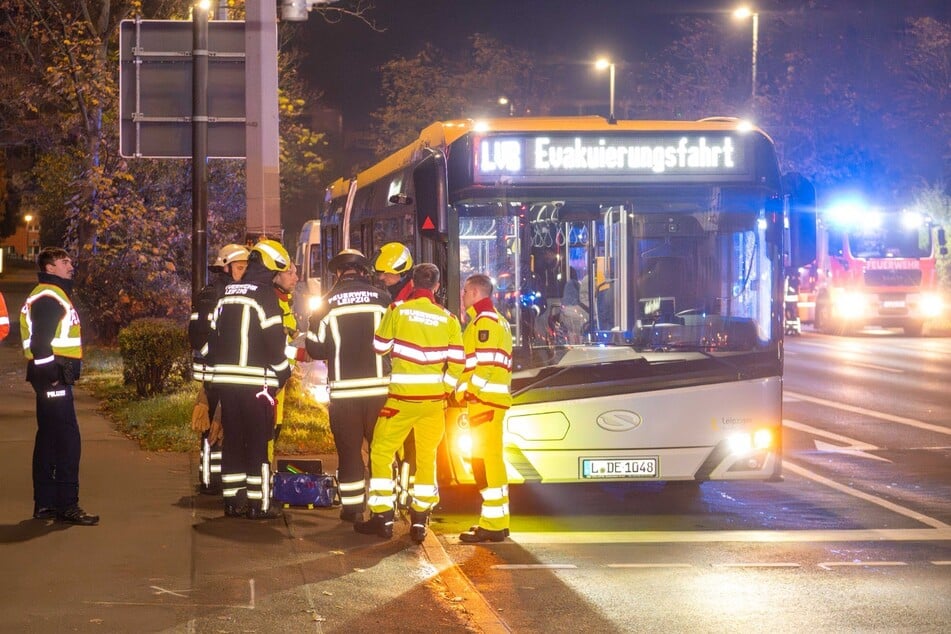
[{"xmin": 272, "ymin": 472, "xmax": 337, "ymax": 508}]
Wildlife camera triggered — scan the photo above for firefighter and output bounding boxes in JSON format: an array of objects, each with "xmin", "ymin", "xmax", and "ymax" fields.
[
  {"xmin": 306, "ymin": 249, "xmax": 391, "ymax": 522},
  {"xmin": 20, "ymin": 247, "xmax": 98, "ymax": 525},
  {"xmin": 189, "ymin": 243, "xmax": 249, "ymax": 494},
  {"xmin": 457, "ymin": 274, "xmax": 513, "ymax": 543},
  {"xmin": 373, "ymin": 242, "xmax": 414, "ymax": 302},
  {"xmin": 355, "ymin": 263, "xmax": 465, "ymax": 543},
  {"xmin": 372, "ymin": 241, "xmax": 417, "ymax": 502},
  {"xmin": 0, "ymin": 290, "xmax": 9, "ymax": 340},
  {"xmin": 204, "ymin": 239, "xmax": 292, "ymax": 519},
  {"xmin": 270, "ymin": 258, "xmax": 308, "ymax": 464}
]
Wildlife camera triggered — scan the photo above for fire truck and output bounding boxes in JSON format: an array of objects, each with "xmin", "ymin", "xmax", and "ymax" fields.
[{"xmin": 796, "ymin": 203, "xmax": 947, "ymax": 336}]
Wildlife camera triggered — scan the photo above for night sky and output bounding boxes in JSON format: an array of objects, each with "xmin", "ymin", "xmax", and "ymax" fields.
[
  {"xmin": 293, "ymin": 0, "xmax": 950, "ymax": 128},
  {"xmin": 296, "ymin": 0, "xmax": 719, "ymax": 125}
]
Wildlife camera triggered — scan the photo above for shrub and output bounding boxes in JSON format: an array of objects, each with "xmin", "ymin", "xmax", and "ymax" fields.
[{"xmin": 118, "ymin": 318, "xmax": 190, "ymax": 397}]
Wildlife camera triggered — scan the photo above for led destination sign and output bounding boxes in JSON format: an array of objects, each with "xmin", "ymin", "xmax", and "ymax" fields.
[{"xmin": 474, "ymin": 133, "xmax": 749, "ymax": 184}]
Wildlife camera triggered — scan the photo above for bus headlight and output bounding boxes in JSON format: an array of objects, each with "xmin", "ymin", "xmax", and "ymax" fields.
[
  {"xmin": 728, "ymin": 428, "xmax": 774, "ymax": 454},
  {"xmin": 919, "ymin": 293, "xmax": 943, "ymax": 318}
]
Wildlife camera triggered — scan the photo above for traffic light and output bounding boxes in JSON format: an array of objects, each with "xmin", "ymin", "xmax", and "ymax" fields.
[{"xmin": 281, "ymin": 0, "xmax": 338, "ymax": 22}]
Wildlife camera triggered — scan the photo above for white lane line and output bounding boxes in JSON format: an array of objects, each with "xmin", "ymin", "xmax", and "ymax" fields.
[
  {"xmin": 931, "ymin": 561, "xmax": 951, "ymax": 565},
  {"xmin": 712, "ymin": 562, "xmax": 801, "ymax": 569},
  {"xmin": 605, "ymin": 563, "xmax": 693, "ymax": 569},
  {"xmin": 784, "ymin": 390, "xmax": 951, "ymax": 436},
  {"xmin": 782, "ymin": 460, "xmax": 951, "ymax": 529},
  {"xmin": 848, "ymin": 361, "xmax": 903, "ymax": 374},
  {"xmin": 508, "ymin": 528, "xmax": 951, "ymax": 544},
  {"xmin": 784, "ymin": 418, "xmax": 881, "ymax": 450},
  {"xmin": 491, "ymin": 564, "xmax": 577, "ymax": 570},
  {"xmin": 784, "ymin": 418, "xmax": 891, "ymax": 462},
  {"xmin": 818, "ymin": 561, "xmax": 907, "ymax": 570}
]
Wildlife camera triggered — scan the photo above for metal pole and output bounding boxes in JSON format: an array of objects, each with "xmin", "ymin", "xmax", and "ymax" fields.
[
  {"xmin": 192, "ymin": 4, "xmax": 209, "ymax": 303},
  {"xmin": 609, "ymin": 63, "xmax": 616, "ymax": 122},
  {"xmin": 751, "ymin": 12, "xmax": 759, "ymax": 99},
  {"xmin": 245, "ymin": 0, "xmax": 282, "ymax": 241}
]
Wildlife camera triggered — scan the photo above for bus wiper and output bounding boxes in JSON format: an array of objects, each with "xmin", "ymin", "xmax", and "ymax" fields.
[
  {"xmin": 651, "ymin": 344, "xmax": 747, "ymax": 379},
  {"xmin": 512, "ymin": 357, "xmax": 652, "ymax": 397}
]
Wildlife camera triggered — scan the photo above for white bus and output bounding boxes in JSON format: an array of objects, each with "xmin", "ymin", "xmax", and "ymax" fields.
[{"xmin": 309, "ymin": 116, "xmax": 803, "ymax": 486}]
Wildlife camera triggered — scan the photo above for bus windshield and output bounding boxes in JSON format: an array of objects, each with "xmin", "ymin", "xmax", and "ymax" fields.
[{"xmin": 456, "ymin": 197, "xmax": 778, "ymax": 373}]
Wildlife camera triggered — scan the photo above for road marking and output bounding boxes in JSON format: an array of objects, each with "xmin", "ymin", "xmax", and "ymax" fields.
[
  {"xmin": 492, "ymin": 564, "xmax": 577, "ymax": 570},
  {"xmin": 784, "ymin": 419, "xmax": 891, "ymax": 462},
  {"xmin": 784, "ymin": 390, "xmax": 951, "ymax": 436},
  {"xmin": 605, "ymin": 563, "xmax": 692, "ymax": 569},
  {"xmin": 712, "ymin": 562, "xmax": 801, "ymax": 569},
  {"xmin": 783, "ymin": 460, "xmax": 951, "ymax": 529},
  {"xmin": 818, "ymin": 561, "xmax": 907, "ymax": 570},
  {"xmin": 508, "ymin": 528, "xmax": 951, "ymax": 544},
  {"xmin": 150, "ymin": 586, "xmax": 190, "ymax": 598},
  {"xmin": 931, "ymin": 561, "xmax": 951, "ymax": 565},
  {"xmin": 848, "ymin": 361, "xmax": 902, "ymax": 374}
]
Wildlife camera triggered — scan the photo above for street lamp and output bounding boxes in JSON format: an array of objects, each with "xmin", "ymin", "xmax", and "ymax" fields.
[
  {"xmin": 733, "ymin": 6, "xmax": 759, "ymax": 99},
  {"xmin": 498, "ymin": 96, "xmax": 514, "ymax": 116},
  {"xmin": 595, "ymin": 58, "xmax": 616, "ymax": 123}
]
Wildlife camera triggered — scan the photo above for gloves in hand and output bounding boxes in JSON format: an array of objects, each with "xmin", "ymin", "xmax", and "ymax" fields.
[
  {"xmin": 208, "ymin": 419, "xmax": 224, "ymax": 445},
  {"xmin": 190, "ymin": 401, "xmax": 210, "ymax": 433}
]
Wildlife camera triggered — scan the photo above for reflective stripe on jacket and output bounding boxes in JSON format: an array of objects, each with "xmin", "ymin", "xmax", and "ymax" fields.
[
  {"xmin": 306, "ymin": 274, "xmax": 391, "ymax": 399},
  {"xmin": 205, "ymin": 267, "xmax": 291, "ymax": 390},
  {"xmin": 373, "ymin": 289, "xmax": 464, "ymax": 400},
  {"xmin": 459, "ymin": 297, "xmax": 512, "ymax": 409},
  {"xmin": 20, "ymin": 283, "xmax": 82, "ymax": 360}
]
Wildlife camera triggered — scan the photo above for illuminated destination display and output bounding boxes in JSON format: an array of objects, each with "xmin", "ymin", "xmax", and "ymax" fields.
[{"xmin": 474, "ymin": 133, "xmax": 749, "ymax": 184}]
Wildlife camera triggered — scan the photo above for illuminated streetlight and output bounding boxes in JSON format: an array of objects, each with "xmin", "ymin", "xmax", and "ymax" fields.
[
  {"xmin": 595, "ymin": 58, "xmax": 616, "ymax": 123},
  {"xmin": 498, "ymin": 96, "xmax": 514, "ymax": 116},
  {"xmin": 733, "ymin": 6, "xmax": 759, "ymax": 99}
]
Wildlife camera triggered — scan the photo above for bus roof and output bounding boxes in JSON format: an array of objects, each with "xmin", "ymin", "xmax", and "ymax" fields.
[{"xmin": 325, "ymin": 116, "xmax": 770, "ymax": 200}]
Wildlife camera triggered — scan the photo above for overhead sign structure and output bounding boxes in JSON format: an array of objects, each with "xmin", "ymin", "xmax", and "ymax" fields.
[{"xmin": 119, "ymin": 19, "xmax": 246, "ymax": 159}]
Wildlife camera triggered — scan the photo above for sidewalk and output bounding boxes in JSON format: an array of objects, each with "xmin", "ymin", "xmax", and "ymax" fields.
[{"xmin": 0, "ymin": 269, "xmax": 475, "ymax": 633}]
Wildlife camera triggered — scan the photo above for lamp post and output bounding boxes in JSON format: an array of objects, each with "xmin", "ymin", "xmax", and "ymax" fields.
[
  {"xmin": 733, "ymin": 6, "xmax": 759, "ymax": 99},
  {"xmin": 595, "ymin": 58, "xmax": 616, "ymax": 123}
]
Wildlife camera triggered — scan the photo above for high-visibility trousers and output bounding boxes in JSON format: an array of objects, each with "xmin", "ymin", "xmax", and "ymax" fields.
[
  {"xmin": 469, "ymin": 401, "xmax": 509, "ymax": 532},
  {"xmin": 367, "ymin": 398, "xmax": 445, "ymax": 514}
]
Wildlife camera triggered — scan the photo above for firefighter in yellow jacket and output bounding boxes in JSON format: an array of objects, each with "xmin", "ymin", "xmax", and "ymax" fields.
[
  {"xmin": 457, "ymin": 274, "xmax": 513, "ymax": 543},
  {"xmin": 355, "ymin": 263, "xmax": 465, "ymax": 543}
]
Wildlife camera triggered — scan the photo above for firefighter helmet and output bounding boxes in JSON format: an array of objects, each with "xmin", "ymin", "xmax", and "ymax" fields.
[
  {"xmin": 373, "ymin": 242, "xmax": 413, "ymax": 275},
  {"xmin": 250, "ymin": 239, "xmax": 291, "ymax": 272},
  {"xmin": 212, "ymin": 243, "xmax": 250, "ymax": 270},
  {"xmin": 328, "ymin": 248, "xmax": 370, "ymax": 274}
]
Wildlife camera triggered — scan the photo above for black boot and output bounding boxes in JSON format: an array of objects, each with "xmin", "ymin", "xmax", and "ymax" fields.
[
  {"xmin": 339, "ymin": 507, "xmax": 363, "ymax": 523},
  {"xmin": 354, "ymin": 510, "xmax": 394, "ymax": 539},
  {"xmin": 224, "ymin": 500, "xmax": 246, "ymax": 518},
  {"xmin": 409, "ymin": 509, "xmax": 430, "ymax": 544},
  {"xmin": 56, "ymin": 505, "xmax": 99, "ymax": 526},
  {"xmin": 247, "ymin": 505, "xmax": 283, "ymax": 520},
  {"xmin": 459, "ymin": 526, "xmax": 507, "ymax": 543}
]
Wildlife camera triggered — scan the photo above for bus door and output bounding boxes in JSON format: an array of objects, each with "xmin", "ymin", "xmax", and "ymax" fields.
[{"xmin": 413, "ymin": 148, "xmax": 455, "ymax": 310}]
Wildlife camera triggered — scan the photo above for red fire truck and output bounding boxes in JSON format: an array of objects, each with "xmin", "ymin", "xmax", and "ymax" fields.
[{"xmin": 796, "ymin": 203, "xmax": 947, "ymax": 336}]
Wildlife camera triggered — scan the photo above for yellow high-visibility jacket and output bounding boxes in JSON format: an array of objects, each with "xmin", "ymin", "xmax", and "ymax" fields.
[
  {"xmin": 373, "ymin": 289, "xmax": 464, "ymax": 400},
  {"xmin": 459, "ymin": 297, "xmax": 512, "ymax": 409}
]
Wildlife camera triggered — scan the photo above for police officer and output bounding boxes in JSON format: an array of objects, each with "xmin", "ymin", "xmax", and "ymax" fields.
[
  {"xmin": 457, "ymin": 274, "xmax": 513, "ymax": 543},
  {"xmin": 189, "ymin": 243, "xmax": 249, "ymax": 494},
  {"xmin": 205, "ymin": 239, "xmax": 292, "ymax": 519},
  {"xmin": 20, "ymin": 247, "xmax": 98, "ymax": 525},
  {"xmin": 355, "ymin": 263, "xmax": 465, "ymax": 543},
  {"xmin": 306, "ymin": 249, "xmax": 391, "ymax": 522}
]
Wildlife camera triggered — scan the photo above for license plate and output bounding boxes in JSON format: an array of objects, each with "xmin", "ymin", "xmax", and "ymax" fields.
[
  {"xmin": 882, "ymin": 300, "xmax": 905, "ymax": 308},
  {"xmin": 581, "ymin": 458, "xmax": 658, "ymax": 479}
]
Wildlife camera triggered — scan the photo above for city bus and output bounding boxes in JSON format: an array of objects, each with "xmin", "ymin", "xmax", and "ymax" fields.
[{"xmin": 313, "ymin": 116, "xmax": 800, "ymax": 487}]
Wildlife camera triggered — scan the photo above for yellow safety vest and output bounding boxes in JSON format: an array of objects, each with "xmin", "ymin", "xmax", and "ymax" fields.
[
  {"xmin": 20, "ymin": 283, "xmax": 83, "ymax": 360},
  {"xmin": 373, "ymin": 293, "xmax": 464, "ymax": 400},
  {"xmin": 460, "ymin": 300, "xmax": 512, "ymax": 409}
]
